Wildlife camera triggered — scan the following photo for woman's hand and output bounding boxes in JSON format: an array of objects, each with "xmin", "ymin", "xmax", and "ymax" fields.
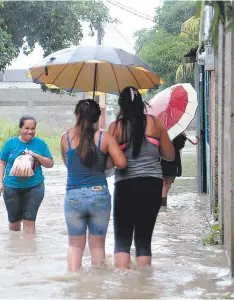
[
  {"xmin": 25, "ymin": 150, "xmax": 54, "ymax": 168},
  {"xmin": 25, "ymin": 150, "xmax": 37, "ymax": 158}
]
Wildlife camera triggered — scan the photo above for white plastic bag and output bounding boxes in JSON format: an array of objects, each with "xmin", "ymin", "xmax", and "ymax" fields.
[{"xmin": 10, "ymin": 151, "xmax": 35, "ymax": 177}]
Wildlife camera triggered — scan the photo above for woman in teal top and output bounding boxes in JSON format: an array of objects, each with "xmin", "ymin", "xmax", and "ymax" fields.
[{"xmin": 0, "ymin": 115, "xmax": 54, "ymax": 234}]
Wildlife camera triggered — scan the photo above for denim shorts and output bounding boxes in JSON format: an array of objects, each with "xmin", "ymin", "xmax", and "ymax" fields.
[
  {"xmin": 64, "ymin": 185, "xmax": 111, "ymax": 236},
  {"xmin": 3, "ymin": 182, "xmax": 45, "ymax": 223}
]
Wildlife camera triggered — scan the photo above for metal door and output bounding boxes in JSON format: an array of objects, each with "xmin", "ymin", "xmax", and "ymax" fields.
[{"xmin": 204, "ymin": 71, "xmax": 211, "ymax": 194}]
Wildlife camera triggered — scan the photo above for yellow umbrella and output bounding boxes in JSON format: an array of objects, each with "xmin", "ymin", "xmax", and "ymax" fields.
[
  {"xmin": 42, "ymin": 84, "xmax": 149, "ymax": 96},
  {"xmin": 28, "ymin": 45, "xmax": 164, "ymax": 98}
]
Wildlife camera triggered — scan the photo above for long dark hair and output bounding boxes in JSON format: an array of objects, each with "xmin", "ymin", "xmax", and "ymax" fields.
[
  {"xmin": 74, "ymin": 99, "xmax": 101, "ymax": 168},
  {"xmin": 116, "ymin": 86, "xmax": 146, "ymax": 158}
]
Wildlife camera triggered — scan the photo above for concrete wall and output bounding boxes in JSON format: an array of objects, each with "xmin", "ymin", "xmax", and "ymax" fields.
[
  {"xmin": 223, "ymin": 24, "xmax": 234, "ymax": 276},
  {"xmin": 213, "ymin": 15, "xmax": 234, "ymax": 276},
  {"xmin": 210, "ymin": 70, "xmax": 219, "ymax": 213},
  {"xmin": 106, "ymin": 109, "xmax": 116, "ymax": 129},
  {"xmin": 217, "ymin": 25, "xmax": 225, "ymax": 242},
  {"xmin": 0, "ymin": 89, "xmax": 85, "ymax": 135}
]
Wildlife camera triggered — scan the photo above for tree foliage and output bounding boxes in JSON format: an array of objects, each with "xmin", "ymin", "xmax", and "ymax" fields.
[
  {"xmin": 137, "ymin": 29, "xmax": 196, "ymax": 85},
  {"xmin": 154, "ymin": 0, "xmax": 196, "ymax": 36},
  {"xmin": 175, "ymin": 15, "xmax": 199, "ymax": 82},
  {"xmin": 0, "ymin": 0, "xmax": 111, "ymax": 70},
  {"xmin": 180, "ymin": 16, "xmax": 199, "ymax": 41},
  {"xmin": 134, "ymin": 1, "xmax": 198, "ymax": 87}
]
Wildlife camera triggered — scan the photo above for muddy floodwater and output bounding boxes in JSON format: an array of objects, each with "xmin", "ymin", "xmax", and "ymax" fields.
[{"xmin": 0, "ymin": 148, "xmax": 234, "ymax": 299}]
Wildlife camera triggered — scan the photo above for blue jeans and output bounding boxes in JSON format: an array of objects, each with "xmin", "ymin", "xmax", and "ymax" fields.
[
  {"xmin": 3, "ymin": 182, "xmax": 45, "ymax": 223},
  {"xmin": 64, "ymin": 185, "xmax": 111, "ymax": 236}
]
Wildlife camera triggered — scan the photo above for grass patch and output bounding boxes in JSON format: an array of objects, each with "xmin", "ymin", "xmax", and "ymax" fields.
[
  {"xmin": 224, "ymin": 295, "xmax": 233, "ymax": 299},
  {"xmin": 202, "ymin": 223, "xmax": 221, "ymax": 245},
  {"xmin": 36, "ymin": 132, "xmax": 61, "ymax": 160},
  {"xmin": 0, "ymin": 120, "xmax": 19, "ymax": 150},
  {"xmin": 201, "ymin": 206, "xmax": 222, "ymax": 246}
]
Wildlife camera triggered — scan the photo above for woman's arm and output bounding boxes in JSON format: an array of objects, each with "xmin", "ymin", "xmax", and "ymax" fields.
[
  {"xmin": 0, "ymin": 160, "xmax": 6, "ymax": 192},
  {"xmin": 27, "ymin": 151, "xmax": 54, "ymax": 168},
  {"xmin": 157, "ymin": 119, "xmax": 175, "ymax": 161},
  {"xmin": 106, "ymin": 133, "xmax": 127, "ymax": 169},
  {"xmin": 60, "ymin": 134, "xmax": 66, "ymax": 166},
  {"xmin": 108, "ymin": 121, "xmax": 119, "ymax": 141}
]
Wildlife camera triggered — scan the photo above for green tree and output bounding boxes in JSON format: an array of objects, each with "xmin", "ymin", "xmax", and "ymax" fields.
[
  {"xmin": 0, "ymin": 0, "xmax": 111, "ymax": 70},
  {"xmin": 134, "ymin": 1, "xmax": 197, "ymax": 87},
  {"xmin": 176, "ymin": 16, "xmax": 199, "ymax": 82},
  {"xmin": 135, "ymin": 28, "xmax": 196, "ymax": 86},
  {"xmin": 154, "ymin": 0, "xmax": 196, "ymax": 35}
]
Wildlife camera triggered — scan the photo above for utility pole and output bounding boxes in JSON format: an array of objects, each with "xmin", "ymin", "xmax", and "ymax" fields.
[
  {"xmin": 95, "ymin": 28, "xmax": 101, "ymax": 105},
  {"xmin": 97, "ymin": 28, "xmax": 102, "ymax": 46},
  {"xmin": 96, "ymin": 27, "xmax": 106, "ymax": 131}
]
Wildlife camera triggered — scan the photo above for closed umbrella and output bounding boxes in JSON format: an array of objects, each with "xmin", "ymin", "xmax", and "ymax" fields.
[{"xmin": 28, "ymin": 45, "xmax": 163, "ymax": 97}]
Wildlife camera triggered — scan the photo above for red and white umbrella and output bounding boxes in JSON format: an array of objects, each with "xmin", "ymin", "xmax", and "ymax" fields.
[{"xmin": 146, "ymin": 83, "xmax": 198, "ymax": 140}]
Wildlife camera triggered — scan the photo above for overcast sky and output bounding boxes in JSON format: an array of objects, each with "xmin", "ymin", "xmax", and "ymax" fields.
[{"xmin": 7, "ymin": 0, "xmax": 162, "ymax": 70}]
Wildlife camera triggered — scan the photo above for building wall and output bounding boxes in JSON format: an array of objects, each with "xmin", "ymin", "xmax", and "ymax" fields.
[
  {"xmin": 0, "ymin": 89, "xmax": 85, "ymax": 135},
  {"xmin": 210, "ymin": 70, "xmax": 218, "ymax": 212},
  {"xmin": 217, "ymin": 25, "xmax": 225, "ymax": 242},
  {"xmin": 223, "ymin": 25, "xmax": 234, "ymax": 276},
  {"xmin": 198, "ymin": 3, "xmax": 234, "ymax": 276},
  {"xmin": 213, "ymin": 16, "xmax": 234, "ymax": 276}
]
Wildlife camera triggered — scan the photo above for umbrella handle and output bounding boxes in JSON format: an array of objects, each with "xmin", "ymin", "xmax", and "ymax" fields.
[
  {"xmin": 93, "ymin": 63, "xmax": 98, "ymax": 101},
  {"xmin": 186, "ymin": 136, "xmax": 200, "ymax": 145}
]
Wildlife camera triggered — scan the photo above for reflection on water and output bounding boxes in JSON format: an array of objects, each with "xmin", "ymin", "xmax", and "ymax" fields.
[{"xmin": 0, "ymin": 165, "xmax": 233, "ymax": 299}]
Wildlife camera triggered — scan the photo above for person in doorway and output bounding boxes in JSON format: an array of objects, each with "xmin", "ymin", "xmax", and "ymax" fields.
[
  {"xmin": 109, "ymin": 86, "xmax": 175, "ymax": 269},
  {"xmin": 161, "ymin": 133, "xmax": 187, "ymax": 206},
  {"xmin": 0, "ymin": 115, "xmax": 54, "ymax": 234},
  {"xmin": 60, "ymin": 99, "xmax": 127, "ymax": 272}
]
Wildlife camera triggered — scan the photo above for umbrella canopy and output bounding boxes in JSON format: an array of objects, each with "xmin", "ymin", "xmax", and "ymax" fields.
[
  {"xmin": 28, "ymin": 45, "xmax": 163, "ymax": 96},
  {"xmin": 146, "ymin": 83, "xmax": 198, "ymax": 140},
  {"xmin": 42, "ymin": 84, "xmax": 149, "ymax": 96}
]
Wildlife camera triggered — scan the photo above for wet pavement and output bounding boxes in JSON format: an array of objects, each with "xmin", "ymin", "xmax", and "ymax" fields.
[{"xmin": 0, "ymin": 155, "xmax": 234, "ymax": 299}]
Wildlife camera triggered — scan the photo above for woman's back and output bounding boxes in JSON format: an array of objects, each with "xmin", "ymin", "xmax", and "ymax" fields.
[
  {"xmin": 115, "ymin": 137, "xmax": 162, "ymax": 182},
  {"xmin": 114, "ymin": 116, "xmax": 162, "ymax": 182},
  {"xmin": 65, "ymin": 130, "xmax": 107, "ymax": 189}
]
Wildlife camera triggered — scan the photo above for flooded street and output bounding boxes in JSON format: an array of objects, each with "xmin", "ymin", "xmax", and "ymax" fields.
[{"xmin": 0, "ymin": 148, "xmax": 234, "ymax": 299}]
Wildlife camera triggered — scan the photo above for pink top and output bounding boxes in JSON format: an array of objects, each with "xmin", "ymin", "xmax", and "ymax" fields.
[{"xmin": 120, "ymin": 136, "xmax": 160, "ymax": 150}]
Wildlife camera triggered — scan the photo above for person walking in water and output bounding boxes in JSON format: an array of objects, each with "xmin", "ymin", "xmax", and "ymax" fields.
[
  {"xmin": 60, "ymin": 99, "xmax": 127, "ymax": 272},
  {"xmin": 109, "ymin": 86, "xmax": 175, "ymax": 268},
  {"xmin": 0, "ymin": 116, "xmax": 54, "ymax": 234},
  {"xmin": 161, "ymin": 133, "xmax": 187, "ymax": 206}
]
